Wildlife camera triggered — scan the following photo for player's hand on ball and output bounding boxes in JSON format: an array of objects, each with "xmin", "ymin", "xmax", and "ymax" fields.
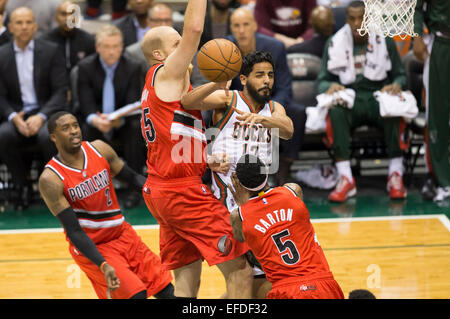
[
  {"xmin": 208, "ymin": 153, "xmax": 231, "ymax": 174},
  {"xmin": 102, "ymin": 262, "xmax": 120, "ymax": 291}
]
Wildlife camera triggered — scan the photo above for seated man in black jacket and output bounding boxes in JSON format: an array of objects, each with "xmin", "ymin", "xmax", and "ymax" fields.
[
  {"xmin": 77, "ymin": 24, "xmax": 145, "ymax": 208},
  {"xmin": 0, "ymin": 7, "xmax": 68, "ymax": 210}
]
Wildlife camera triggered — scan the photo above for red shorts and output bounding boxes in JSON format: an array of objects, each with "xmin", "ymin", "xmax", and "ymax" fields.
[
  {"xmin": 70, "ymin": 222, "xmax": 173, "ymax": 299},
  {"xmin": 267, "ymin": 274, "xmax": 345, "ymax": 299},
  {"xmin": 143, "ymin": 176, "xmax": 249, "ymax": 270}
]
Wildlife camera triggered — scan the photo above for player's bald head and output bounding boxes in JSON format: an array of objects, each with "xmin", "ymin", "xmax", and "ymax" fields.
[{"xmin": 141, "ymin": 25, "xmax": 180, "ymax": 63}]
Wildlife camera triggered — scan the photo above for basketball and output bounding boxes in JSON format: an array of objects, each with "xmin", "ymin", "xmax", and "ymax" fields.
[{"xmin": 197, "ymin": 38, "xmax": 242, "ymax": 82}]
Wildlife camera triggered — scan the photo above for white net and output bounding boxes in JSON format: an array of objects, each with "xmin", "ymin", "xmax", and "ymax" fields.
[{"xmin": 358, "ymin": 0, "xmax": 418, "ymax": 39}]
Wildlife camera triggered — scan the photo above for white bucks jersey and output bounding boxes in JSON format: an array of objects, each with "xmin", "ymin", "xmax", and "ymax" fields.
[{"xmin": 210, "ymin": 90, "xmax": 275, "ymax": 212}]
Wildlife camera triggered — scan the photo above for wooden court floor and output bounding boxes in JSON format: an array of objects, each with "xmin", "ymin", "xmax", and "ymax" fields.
[{"xmin": 0, "ymin": 214, "xmax": 449, "ymax": 299}]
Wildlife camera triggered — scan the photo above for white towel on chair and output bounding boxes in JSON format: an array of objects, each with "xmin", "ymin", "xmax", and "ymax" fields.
[
  {"xmin": 327, "ymin": 24, "xmax": 392, "ymax": 85},
  {"xmin": 374, "ymin": 90, "xmax": 419, "ymax": 120}
]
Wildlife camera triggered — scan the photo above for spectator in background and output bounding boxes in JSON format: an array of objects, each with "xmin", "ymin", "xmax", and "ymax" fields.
[
  {"xmin": 199, "ymin": 0, "xmax": 236, "ymax": 49},
  {"xmin": 317, "ymin": 1, "xmax": 407, "ymax": 203},
  {"xmin": 77, "ymin": 25, "xmax": 145, "ymax": 208},
  {"xmin": 253, "ymin": 0, "xmax": 316, "ymax": 49},
  {"xmin": 287, "ymin": 5, "xmax": 335, "ymax": 57},
  {"xmin": 0, "ymin": 7, "xmax": 68, "ymax": 210},
  {"xmin": 114, "ymin": 0, "xmax": 154, "ymax": 47},
  {"xmin": 85, "ymin": 0, "xmax": 128, "ymax": 20},
  {"xmin": 5, "ymin": 0, "xmax": 60, "ymax": 37},
  {"xmin": 227, "ymin": 8, "xmax": 307, "ymax": 185},
  {"xmin": 41, "ymin": 1, "xmax": 96, "ymax": 77},
  {"xmin": 125, "ymin": 2, "xmax": 174, "ymax": 87},
  {"xmin": 0, "ymin": 0, "xmax": 11, "ymax": 45}
]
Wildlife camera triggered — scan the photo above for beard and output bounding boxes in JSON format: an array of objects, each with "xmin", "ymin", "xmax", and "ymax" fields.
[{"xmin": 246, "ymin": 81, "xmax": 272, "ymax": 106}]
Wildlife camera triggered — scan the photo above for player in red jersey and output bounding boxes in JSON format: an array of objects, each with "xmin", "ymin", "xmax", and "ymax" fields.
[
  {"xmin": 229, "ymin": 154, "xmax": 344, "ymax": 299},
  {"xmin": 38, "ymin": 111, "xmax": 174, "ymax": 299},
  {"xmin": 139, "ymin": 0, "xmax": 252, "ymax": 298}
]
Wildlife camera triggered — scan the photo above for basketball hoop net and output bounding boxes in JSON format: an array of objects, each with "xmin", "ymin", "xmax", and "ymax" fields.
[{"xmin": 358, "ymin": 0, "xmax": 419, "ymax": 40}]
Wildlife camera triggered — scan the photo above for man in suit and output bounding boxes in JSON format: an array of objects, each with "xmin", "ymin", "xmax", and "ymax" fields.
[
  {"xmin": 0, "ymin": 0, "xmax": 11, "ymax": 46},
  {"xmin": 0, "ymin": 7, "xmax": 68, "ymax": 210},
  {"xmin": 41, "ymin": 1, "xmax": 96, "ymax": 77},
  {"xmin": 114, "ymin": 0, "xmax": 154, "ymax": 47},
  {"xmin": 77, "ymin": 24, "xmax": 145, "ymax": 208},
  {"xmin": 227, "ymin": 8, "xmax": 307, "ymax": 185}
]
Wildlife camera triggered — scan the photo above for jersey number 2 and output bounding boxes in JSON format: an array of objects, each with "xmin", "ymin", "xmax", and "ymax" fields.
[{"xmin": 271, "ymin": 229, "xmax": 300, "ymax": 265}]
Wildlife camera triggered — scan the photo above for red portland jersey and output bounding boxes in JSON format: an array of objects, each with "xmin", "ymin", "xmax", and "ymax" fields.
[
  {"xmin": 140, "ymin": 63, "xmax": 207, "ymax": 180},
  {"xmin": 239, "ymin": 186, "xmax": 332, "ymax": 284},
  {"xmin": 45, "ymin": 141, "xmax": 125, "ymax": 245}
]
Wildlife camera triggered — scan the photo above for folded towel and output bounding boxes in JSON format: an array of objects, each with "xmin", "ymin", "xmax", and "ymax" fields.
[
  {"xmin": 374, "ymin": 90, "xmax": 419, "ymax": 120},
  {"xmin": 328, "ymin": 24, "xmax": 391, "ymax": 85}
]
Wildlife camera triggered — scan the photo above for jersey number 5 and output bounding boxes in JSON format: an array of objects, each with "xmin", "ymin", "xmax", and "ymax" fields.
[
  {"xmin": 272, "ymin": 229, "xmax": 300, "ymax": 265},
  {"xmin": 142, "ymin": 107, "xmax": 156, "ymax": 144}
]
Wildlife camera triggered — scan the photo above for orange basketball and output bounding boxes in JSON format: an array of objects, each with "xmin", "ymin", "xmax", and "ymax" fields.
[{"xmin": 197, "ymin": 38, "xmax": 242, "ymax": 82}]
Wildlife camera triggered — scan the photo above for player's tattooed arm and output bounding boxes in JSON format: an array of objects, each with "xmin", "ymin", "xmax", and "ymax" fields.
[
  {"xmin": 38, "ymin": 169, "xmax": 71, "ymax": 216},
  {"xmin": 230, "ymin": 209, "xmax": 245, "ymax": 242}
]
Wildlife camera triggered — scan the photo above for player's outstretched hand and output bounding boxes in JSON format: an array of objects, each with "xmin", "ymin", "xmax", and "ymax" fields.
[{"xmin": 102, "ymin": 262, "xmax": 120, "ymax": 292}]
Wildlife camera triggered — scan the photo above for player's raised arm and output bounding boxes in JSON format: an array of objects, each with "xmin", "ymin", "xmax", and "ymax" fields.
[
  {"xmin": 38, "ymin": 169, "xmax": 120, "ymax": 291},
  {"xmin": 90, "ymin": 139, "xmax": 146, "ymax": 193},
  {"xmin": 181, "ymin": 81, "xmax": 232, "ymax": 111},
  {"xmin": 159, "ymin": 0, "xmax": 207, "ymax": 80}
]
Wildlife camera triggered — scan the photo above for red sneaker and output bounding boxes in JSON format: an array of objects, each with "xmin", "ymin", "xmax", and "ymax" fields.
[
  {"xmin": 387, "ymin": 172, "xmax": 407, "ymax": 199},
  {"xmin": 328, "ymin": 175, "xmax": 357, "ymax": 202}
]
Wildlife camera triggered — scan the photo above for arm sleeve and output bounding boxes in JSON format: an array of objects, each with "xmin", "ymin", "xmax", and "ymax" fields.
[
  {"xmin": 114, "ymin": 163, "xmax": 147, "ymax": 193},
  {"xmin": 56, "ymin": 207, "xmax": 106, "ymax": 267}
]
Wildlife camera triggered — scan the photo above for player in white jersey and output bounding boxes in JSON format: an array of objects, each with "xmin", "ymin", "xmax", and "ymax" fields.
[{"xmin": 181, "ymin": 51, "xmax": 294, "ymax": 298}]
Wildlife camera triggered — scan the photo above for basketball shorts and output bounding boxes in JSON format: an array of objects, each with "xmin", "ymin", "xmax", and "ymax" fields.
[
  {"xmin": 69, "ymin": 222, "xmax": 173, "ymax": 299},
  {"xmin": 267, "ymin": 274, "xmax": 345, "ymax": 299},
  {"xmin": 142, "ymin": 176, "xmax": 250, "ymax": 270}
]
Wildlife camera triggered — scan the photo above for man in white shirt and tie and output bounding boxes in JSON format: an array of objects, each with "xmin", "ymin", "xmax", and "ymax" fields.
[{"xmin": 77, "ymin": 24, "xmax": 145, "ymax": 208}]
